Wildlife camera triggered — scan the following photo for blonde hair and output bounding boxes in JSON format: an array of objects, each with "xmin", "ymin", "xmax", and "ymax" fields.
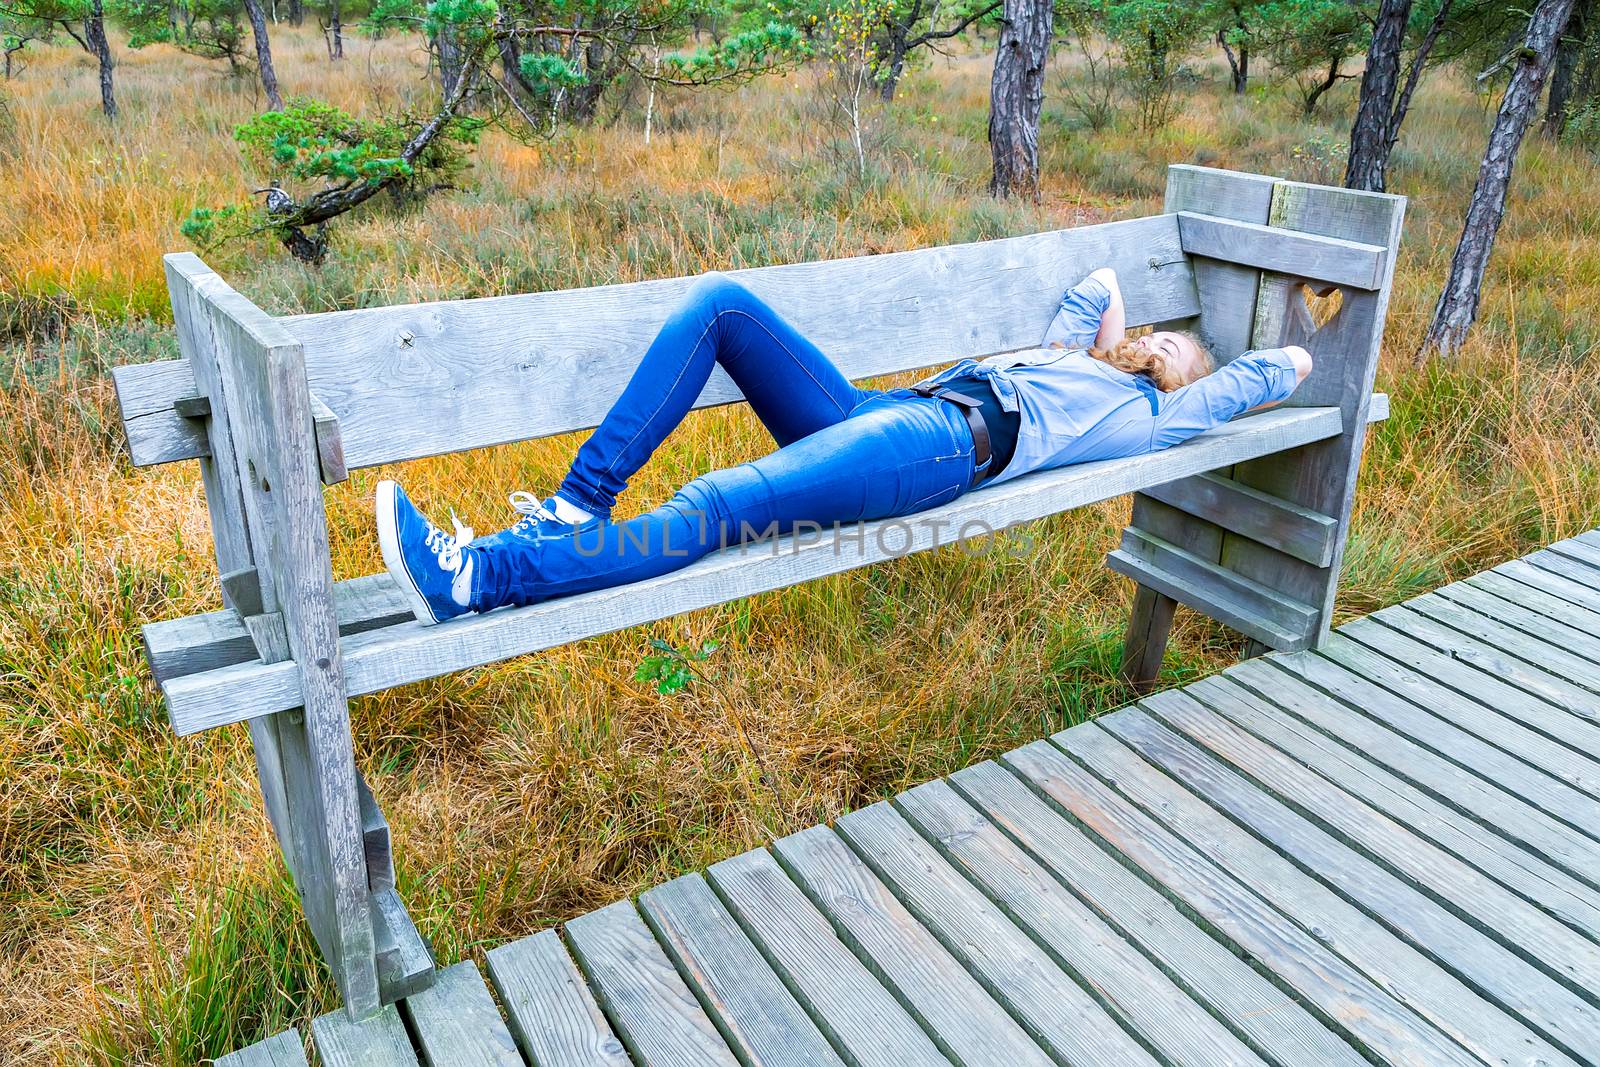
[{"xmin": 1090, "ymin": 332, "xmax": 1214, "ymax": 392}]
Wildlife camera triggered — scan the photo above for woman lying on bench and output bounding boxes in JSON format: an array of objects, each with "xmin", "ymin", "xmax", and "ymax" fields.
[{"xmin": 377, "ymin": 268, "xmax": 1313, "ymax": 624}]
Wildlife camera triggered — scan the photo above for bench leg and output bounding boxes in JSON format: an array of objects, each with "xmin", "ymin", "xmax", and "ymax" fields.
[{"xmin": 1121, "ymin": 585, "xmax": 1176, "ymax": 691}]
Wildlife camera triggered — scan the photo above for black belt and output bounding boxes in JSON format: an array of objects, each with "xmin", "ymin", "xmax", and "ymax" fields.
[{"xmin": 910, "ymin": 383, "xmax": 995, "ymax": 482}]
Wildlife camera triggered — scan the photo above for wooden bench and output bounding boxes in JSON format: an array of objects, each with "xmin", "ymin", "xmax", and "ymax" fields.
[{"xmin": 112, "ymin": 164, "xmax": 1404, "ymax": 1019}]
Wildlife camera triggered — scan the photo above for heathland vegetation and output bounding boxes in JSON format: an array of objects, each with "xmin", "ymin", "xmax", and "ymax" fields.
[{"xmin": 1, "ymin": 4, "xmax": 1599, "ymax": 1061}]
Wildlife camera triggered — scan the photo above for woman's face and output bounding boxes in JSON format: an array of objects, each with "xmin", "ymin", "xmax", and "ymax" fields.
[{"xmin": 1141, "ymin": 331, "xmax": 1208, "ymax": 385}]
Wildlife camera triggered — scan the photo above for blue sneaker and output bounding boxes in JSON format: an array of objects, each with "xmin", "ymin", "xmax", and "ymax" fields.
[
  {"xmin": 471, "ymin": 490, "xmax": 605, "ymax": 551},
  {"xmin": 376, "ymin": 480, "xmax": 477, "ymax": 624}
]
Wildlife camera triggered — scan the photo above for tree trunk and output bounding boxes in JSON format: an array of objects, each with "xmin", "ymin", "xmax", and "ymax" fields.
[
  {"xmin": 1345, "ymin": 0, "xmax": 1412, "ymax": 190},
  {"xmin": 242, "ymin": 0, "xmax": 283, "ymax": 110},
  {"xmin": 84, "ymin": 0, "xmax": 116, "ymax": 119},
  {"xmin": 288, "ymin": 0, "xmax": 303, "ymax": 27},
  {"xmin": 1419, "ymin": 0, "xmax": 1578, "ymax": 360},
  {"xmin": 1304, "ymin": 52, "xmax": 1342, "ymax": 114},
  {"xmin": 987, "ymin": 0, "xmax": 1054, "ymax": 199},
  {"xmin": 1384, "ymin": 0, "xmax": 1454, "ymax": 156},
  {"xmin": 329, "ymin": 0, "xmax": 344, "ymax": 59},
  {"xmin": 1218, "ymin": 26, "xmax": 1248, "ymax": 92},
  {"xmin": 1544, "ymin": 0, "xmax": 1593, "ymax": 135}
]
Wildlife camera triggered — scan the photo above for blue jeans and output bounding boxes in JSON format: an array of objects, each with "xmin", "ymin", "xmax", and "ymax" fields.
[{"xmin": 471, "ymin": 273, "xmax": 979, "ymax": 610}]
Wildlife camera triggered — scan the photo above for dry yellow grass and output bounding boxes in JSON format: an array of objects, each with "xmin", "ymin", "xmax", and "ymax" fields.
[{"xmin": 2, "ymin": 23, "xmax": 1598, "ymax": 1065}]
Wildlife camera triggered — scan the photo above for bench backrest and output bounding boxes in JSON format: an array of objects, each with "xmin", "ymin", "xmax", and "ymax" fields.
[{"xmin": 117, "ymin": 213, "xmax": 1202, "ymax": 473}]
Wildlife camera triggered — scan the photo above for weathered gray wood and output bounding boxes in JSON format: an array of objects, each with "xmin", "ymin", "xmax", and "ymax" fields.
[
  {"xmin": 111, "ymin": 357, "xmax": 208, "ymax": 466},
  {"xmin": 1140, "ymin": 471, "xmax": 1339, "ymax": 567},
  {"xmin": 1466, "ymin": 570, "xmax": 1600, "ymax": 639},
  {"xmin": 160, "ymin": 404, "xmax": 1347, "ymax": 731},
  {"xmin": 564, "ymin": 900, "xmax": 739, "ymax": 1067},
  {"xmin": 1270, "ymin": 644, "xmax": 1600, "ymax": 845},
  {"xmin": 258, "ymin": 215, "xmax": 1199, "ymax": 470},
  {"xmin": 838, "ymin": 800, "xmax": 1248, "ymax": 1067},
  {"xmin": 1185, "ymin": 674, "xmax": 1600, "ymax": 943},
  {"xmin": 310, "ymin": 1003, "xmax": 418, "ymax": 1066},
  {"xmin": 214, "ymin": 273, "xmax": 379, "ymax": 1015},
  {"xmin": 1527, "ymin": 548, "xmax": 1600, "ymax": 595},
  {"xmin": 308, "ymin": 390, "xmax": 348, "ymax": 485},
  {"xmin": 1499, "ymin": 556, "xmax": 1600, "ymax": 615},
  {"xmin": 1112, "ymin": 696, "xmax": 1600, "ymax": 1060},
  {"xmin": 372, "ymin": 887, "xmax": 434, "ymax": 1003},
  {"xmin": 1176, "ymin": 211, "xmax": 1387, "ymax": 290},
  {"xmin": 99, "ymin": 216, "xmax": 1200, "ymax": 472},
  {"xmin": 1549, "ymin": 536, "xmax": 1600, "ymax": 575},
  {"xmin": 1108, "ymin": 527, "xmax": 1320, "ymax": 648},
  {"xmin": 1344, "ymin": 606, "xmax": 1600, "ymax": 729},
  {"xmin": 143, "ymin": 572, "xmax": 414, "ymax": 688},
  {"xmin": 897, "ymin": 776, "xmax": 1367, "ymax": 1066},
  {"xmin": 1335, "ymin": 617, "xmax": 1600, "ymax": 795},
  {"xmin": 215, "ymin": 1029, "xmax": 309, "ymax": 1067},
  {"xmin": 1392, "ymin": 595, "xmax": 1600, "ymax": 695},
  {"xmin": 1117, "ymin": 166, "xmax": 1281, "ymax": 690},
  {"xmin": 991, "ymin": 743, "xmax": 1479, "ymax": 1067},
  {"xmin": 706, "ymin": 847, "xmax": 947, "ymax": 1067},
  {"xmin": 637, "ymin": 873, "xmax": 844, "ymax": 1067},
  {"xmin": 771, "ymin": 824, "xmax": 1056, "ymax": 1067},
  {"xmin": 1059, "ymin": 720, "xmax": 1584, "ymax": 1067},
  {"xmin": 485, "ymin": 928, "xmax": 632, "ymax": 1067},
  {"xmin": 1448, "ymin": 575, "xmax": 1600, "ymax": 661},
  {"xmin": 1120, "ymin": 585, "xmax": 1177, "ymax": 690},
  {"xmin": 401, "ymin": 961, "xmax": 521, "ymax": 1067},
  {"xmin": 1227, "ymin": 656, "xmax": 1600, "ymax": 889}
]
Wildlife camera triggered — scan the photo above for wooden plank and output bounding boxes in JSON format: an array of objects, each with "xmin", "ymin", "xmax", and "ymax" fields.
[
  {"xmin": 1185, "ymin": 673, "xmax": 1600, "ymax": 943},
  {"xmin": 1140, "ymin": 471, "xmax": 1339, "ymax": 567},
  {"xmin": 1466, "ymin": 570, "xmax": 1600, "ymax": 639},
  {"xmin": 1527, "ymin": 548, "xmax": 1600, "ymax": 594},
  {"xmin": 216, "ymin": 1029, "xmax": 309, "ymax": 1067},
  {"xmin": 1342, "ymin": 607, "xmax": 1600, "ymax": 730},
  {"xmin": 310, "ymin": 1003, "xmax": 418, "ymax": 1067},
  {"xmin": 261, "ymin": 215, "xmax": 1195, "ymax": 470},
  {"xmin": 1498, "ymin": 557, "xmax": 1600, "ymax": 615},
  {"xmin": 1057, "ymin": 720, "xmax": 1585, "ymax": 1067},
  {"xmin": 1226, "ymin": 656, "xmax": 1600, "ymax": 890},
  {"xmin": 485, "ymin": 929, "xmax": 632, "ymax": 1067},
  {"xmin": 1222, "ymin": 181, "xmax": 1407, "ymax": 642},
  {"xmin": 402, "ymin": 961, "xmax": 521, "ymax": 1067},
  {"xmin": 308, "ymin": 390, "xmax": 349, "ymax": 485},
  {"xmin": 637, "ymin": 873, "xmax": 844, "ymax": 1067},
  {"xmin": 143, "ymin": 573, "xmax": 414, "ymax": 687},
  {"xmin": 1549, "ymin": 536, "xmax": 1600, "ymax": 575},
  {"xmin": 1119, "ymin": 585, "xmax": 1177, "ymax": 689},
  {"xmin": 372, "ymin": 887, "xmax": 435, "ymax": 1003},
  {"xmin": 986, "ymin": 744, "xmax": 1479, "ymax": 1067},
  {"xmin": 1427, "ymin": 581, "xmax": 1600, "ymax": 687},
  {"xmin": 839, "ymin": 800, "xmax": 1255, "ymax": 1067},
  {"xmin": 1334, "ymin": 618, "xmax": 1600, "ymax": 796},
  {"xmin": 1296, "ymin": 634, "xmax": 1600, "ymax": 836},
  {"xmin": 771, "ymin": 824, "xmax": 1061, "ymax": 1067},
  {"xmin": 1162, "ymin": 164, "xmax": 1278, "ymax": 359},
  {"xmin": 896, "ymin": 777, "xmax": 1367, "ymax": 1067},
  {"xmin": 1176, "ymin": 212, "xmax": 1387, "ymax": 290},
  {"xmin": 112, "ymin": 357, "xmax": 209, "ymax": 466},
  {"xmin": 1392, "ymin": 595, "xmax": 1600, "ymax": 694},
  {"xmin": 706, "ymin": 847, "xmax": 947, "ymax": 1067},
  {"xmin": 1107, "ymin": 527, "xmax": 1319, "ymax": 648},
  {"xmin": 160, "ymin": 404, "xmax": 1347, "ymax": 731},
  {"xmin": 564, "ymin": 900, "xmax": 739, "ymax": 1067},
  {"xmin": 1112, "ymin": 696, "xmax": 1600, "ymax": 1061},
  {"xmin": 204, "ymin": 250, "xmax": 380, "ymax": 1015}
]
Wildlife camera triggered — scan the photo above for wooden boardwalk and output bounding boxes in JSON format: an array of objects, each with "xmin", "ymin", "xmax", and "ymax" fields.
[{"xmin": 222, "ymin": 530, "xmax": 1600, "ymax": 1067}]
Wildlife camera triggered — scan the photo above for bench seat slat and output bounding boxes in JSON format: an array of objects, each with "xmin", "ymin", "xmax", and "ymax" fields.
[{"xmin": 154, "ymin": 404, "xmax": 1348, "ymax": 733}]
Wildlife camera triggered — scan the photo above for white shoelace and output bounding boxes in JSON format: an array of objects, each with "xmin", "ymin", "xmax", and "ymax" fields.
[
  {"xmin": 424, "ymin": 510, "xmax": 475, "ymax": 569},
  {"xmin": 508, "ymin": 491, "xmax": 562, "ymax": 527}
]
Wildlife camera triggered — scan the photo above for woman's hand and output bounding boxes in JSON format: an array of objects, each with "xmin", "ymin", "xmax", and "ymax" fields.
[{"xmin": 1088, "ymin": 267, "xmax": 1126, "ymax": 351}]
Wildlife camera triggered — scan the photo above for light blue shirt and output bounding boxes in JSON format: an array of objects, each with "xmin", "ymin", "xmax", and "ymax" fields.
[{"xmin": 920, "ymin": 276, "xmax": 1301, "ymax": 484}]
